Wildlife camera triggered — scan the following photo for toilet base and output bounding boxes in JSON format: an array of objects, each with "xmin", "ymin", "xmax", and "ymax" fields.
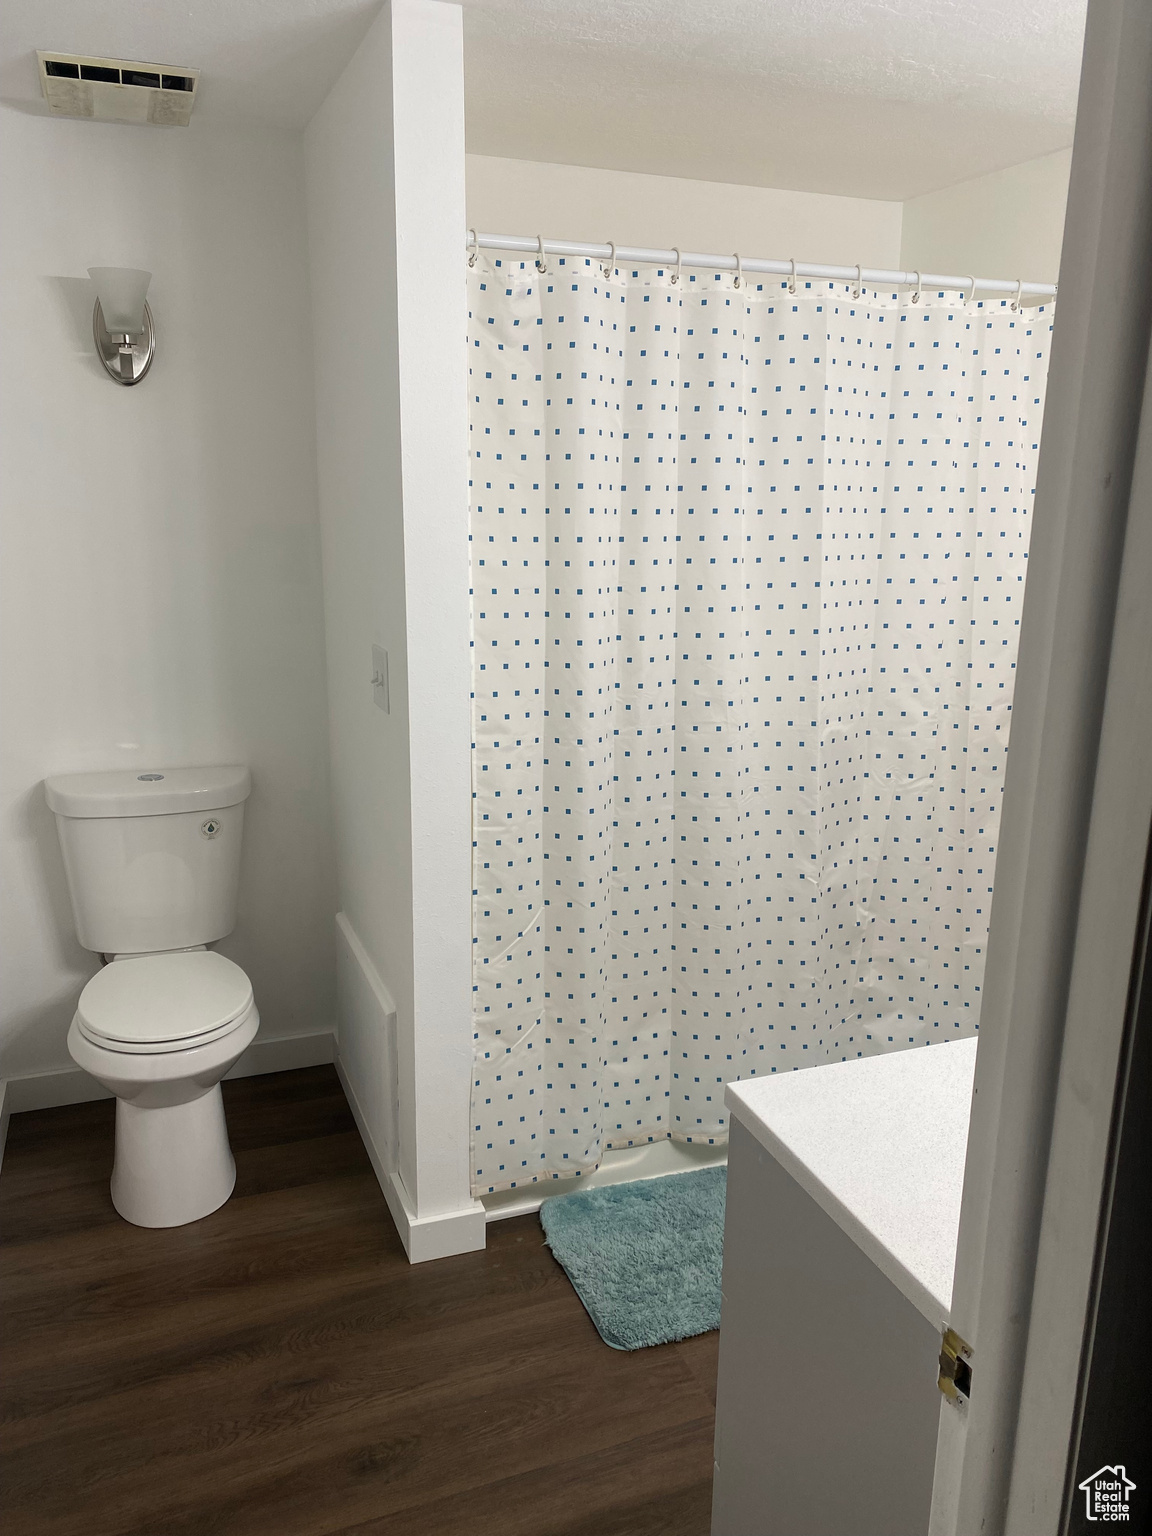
[{"xmin": 111, "ymin": 1085, "xmax": 237, "ymax": 1228}]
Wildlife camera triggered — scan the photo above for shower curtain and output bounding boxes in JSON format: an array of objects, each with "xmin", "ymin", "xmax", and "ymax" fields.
[{"xmin": 468, "ymin": 254, "xmax": 1053, "ymax": 1196}]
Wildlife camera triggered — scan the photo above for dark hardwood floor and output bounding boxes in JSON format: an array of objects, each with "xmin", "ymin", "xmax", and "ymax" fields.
[{"xmin": 0, "ymin": 1067, "xmax": 718, "ymax": 1536}]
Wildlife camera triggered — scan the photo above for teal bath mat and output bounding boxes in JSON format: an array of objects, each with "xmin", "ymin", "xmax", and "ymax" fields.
[{"xmin": 540, "ymin": 1166, "xmax": 727, "ymax": 1350}]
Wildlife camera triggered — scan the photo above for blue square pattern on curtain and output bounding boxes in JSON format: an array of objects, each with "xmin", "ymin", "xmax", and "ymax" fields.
[{"xmin": 467, "ymin": 254, "xmax": 1054, "ymax": 1197}]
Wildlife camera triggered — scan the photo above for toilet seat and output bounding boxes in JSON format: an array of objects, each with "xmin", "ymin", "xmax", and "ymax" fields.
[{"xmin": 76, "ymin": 950, "xmax": 254, "ymax": 1055}]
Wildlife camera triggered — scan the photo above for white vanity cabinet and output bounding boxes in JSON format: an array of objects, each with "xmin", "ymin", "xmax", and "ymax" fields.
[{"xmin": 711, "ymin": 1038, "xmax": 976, "ymax": 1536}]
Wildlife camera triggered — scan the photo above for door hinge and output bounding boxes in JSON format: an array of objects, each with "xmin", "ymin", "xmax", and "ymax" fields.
[{"xmin": 938, "ymin": 1326, "xmax": 973, "ymax": 1406}]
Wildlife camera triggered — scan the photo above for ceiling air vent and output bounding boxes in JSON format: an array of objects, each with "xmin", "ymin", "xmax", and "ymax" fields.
[{"xmin": 37, "ymin": 52, "xmax": 199, "ymax": 126}]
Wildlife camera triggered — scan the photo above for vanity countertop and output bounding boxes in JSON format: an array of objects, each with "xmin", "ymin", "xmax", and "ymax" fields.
[{"xmin": 724, "ymin": 1037, "xmax": 977, "ymax": 1324}]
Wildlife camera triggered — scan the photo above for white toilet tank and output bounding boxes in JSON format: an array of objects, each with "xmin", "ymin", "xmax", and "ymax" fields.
[{"xmin": 44, "ymin": 766, "xmax": 251, "ymax": 955}]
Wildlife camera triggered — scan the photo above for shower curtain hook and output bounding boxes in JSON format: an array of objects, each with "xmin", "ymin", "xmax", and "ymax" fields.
[
  {"xmin": 1011, "ymin": 277, "xmax": 1025, "ymax": 311},
  {"xmin": 467, "ymin": 228, "xmax": 479, "ymax": 268},
  {"xmin": 852, "ymin": 264, "xmax": 863, "ymax": 300},
  {"xmin": 535, "ymin": 234, "xmax": 548, "ymax": 276},
  {"xmin": 733, "ymin": 253, "xmax": 743, "ymax": 290},
  {"xmin": 964, "ymin": 275, "xmax": 976, "ymax": 305},
  {"xmin": 788, "ymin": 258, "xmax": 797, "ymax": 296},
  {"xmin": 602, "ymin": 240, "xmax": 616, "ymax": 280},
  {"xmin": 672, "ymin": 247, "xmax": 684, "ymax": 287},
  {"xmin": 910, "ymin": 270, "xmax": 922, "ymax": 304}
]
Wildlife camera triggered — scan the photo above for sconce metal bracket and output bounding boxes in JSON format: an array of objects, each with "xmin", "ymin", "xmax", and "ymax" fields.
[{"xmin": 93, "ymin": 298, "xmax": 155, "ymax": 385}]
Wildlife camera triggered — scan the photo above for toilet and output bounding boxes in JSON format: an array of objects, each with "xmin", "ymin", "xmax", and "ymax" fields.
[{"xmin": 44, "ymin": 765, "xmax": 258, "ymax": 1228}]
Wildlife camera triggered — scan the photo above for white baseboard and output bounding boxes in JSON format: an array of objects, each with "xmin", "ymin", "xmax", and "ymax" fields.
[
  {"xmin": 1, "ymin": 1029, "xmax": 336, "ymax": 1117},
  {"xmin": 5, "ymin": 1067, "xmax": 112, "ymax": 1114},
  {"xmin": 227, "ymin": 1029, "xmax": 336, "ymax": 1080},
  {"xmin": 335, "ymin": 1056, "xmax": 485, "ymax": 1264}
]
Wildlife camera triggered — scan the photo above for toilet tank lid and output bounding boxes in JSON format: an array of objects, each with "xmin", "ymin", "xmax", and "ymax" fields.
[{"xmin": 44, "ymin": 765, "xmax": 251, "ymax": 818}]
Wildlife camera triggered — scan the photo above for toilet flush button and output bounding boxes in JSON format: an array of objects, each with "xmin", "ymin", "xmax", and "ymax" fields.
[
  {"xmin": 201, "ymin": 818, "xmax": 220, "ymax": 838},
  {"xmin": 137, "ymin": 772, "xmax": 164, "ymax": 781}
]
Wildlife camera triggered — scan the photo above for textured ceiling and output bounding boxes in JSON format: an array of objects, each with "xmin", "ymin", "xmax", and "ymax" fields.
[
  {"xmin": 463, "ymin": 0, "xmax": 1088, "ymax": 198},
  {"xmin": 0, "ymin": 0, "xmax": 1088, "ymax": 199}
]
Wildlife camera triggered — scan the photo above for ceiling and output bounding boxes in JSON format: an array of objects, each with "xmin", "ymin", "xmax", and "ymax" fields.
[{"xmin": 0, "ymin": 0, "xmax": 1088, "ymax": 200}]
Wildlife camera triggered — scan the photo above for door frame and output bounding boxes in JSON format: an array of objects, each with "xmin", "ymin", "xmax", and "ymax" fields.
[{"xmin": 930, "ymin": 2, "xmax": 1152, "ymax": 1529}]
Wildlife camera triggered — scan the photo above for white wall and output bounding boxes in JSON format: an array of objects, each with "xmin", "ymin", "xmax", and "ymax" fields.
[
  {"xmin": 0, "ymin": 107, "xmax": 336, "ymax": 1083},
  {"xmin": 901, "ymin": 149, "xmax": 1072, "ymax": 286},
  {"xmin": 467, "ymin": 151, "xmax": 1072, "ymax": 285},
  {"xmin": 466, "ymin": 154, "xmax": 904, "ymax": 267},
  {"xmin": 305, "ymin": 0, "xmax": 480, "ymax": 1259}
]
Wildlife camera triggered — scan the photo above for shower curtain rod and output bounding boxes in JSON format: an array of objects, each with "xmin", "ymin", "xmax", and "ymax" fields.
[{"xmin": 468, "ymin": 231, "xmax": 1058, "ymax": 300}]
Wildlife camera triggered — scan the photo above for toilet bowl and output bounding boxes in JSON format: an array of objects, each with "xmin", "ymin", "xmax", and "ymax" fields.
[
  {"xmin": 67, "ymin": 949, "xmax": 259, "ymax": 1227},
  {"xmin": 46, "ymin": 763, "xmax": 255, "ymax": 1228}
]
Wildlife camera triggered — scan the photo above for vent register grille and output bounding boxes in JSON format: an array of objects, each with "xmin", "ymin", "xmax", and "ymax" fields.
[{"xmin": 38, "ymin": 52, "xmax": 199, "ymax": 126}]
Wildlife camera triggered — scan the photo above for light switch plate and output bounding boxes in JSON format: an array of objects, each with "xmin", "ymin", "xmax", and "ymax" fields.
[{"xmin": 371, "ymin": 645, "xmax": 389, "ymax": 713}]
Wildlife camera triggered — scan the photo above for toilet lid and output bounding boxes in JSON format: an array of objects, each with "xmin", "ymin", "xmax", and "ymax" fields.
[{"xmin": 76, "ymin": 951, "xmax": 254, "ymax": 1046}]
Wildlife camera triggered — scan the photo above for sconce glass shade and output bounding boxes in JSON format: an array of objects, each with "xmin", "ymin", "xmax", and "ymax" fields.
[{"xmin": 87, "ymin": 267, "xmax": 151, "ymax": 335}]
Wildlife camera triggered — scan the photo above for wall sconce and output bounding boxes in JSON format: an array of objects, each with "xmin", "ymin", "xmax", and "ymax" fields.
[{"xmin": 89, "ymin": 267, "xmax": 155, "ymax": 385}]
